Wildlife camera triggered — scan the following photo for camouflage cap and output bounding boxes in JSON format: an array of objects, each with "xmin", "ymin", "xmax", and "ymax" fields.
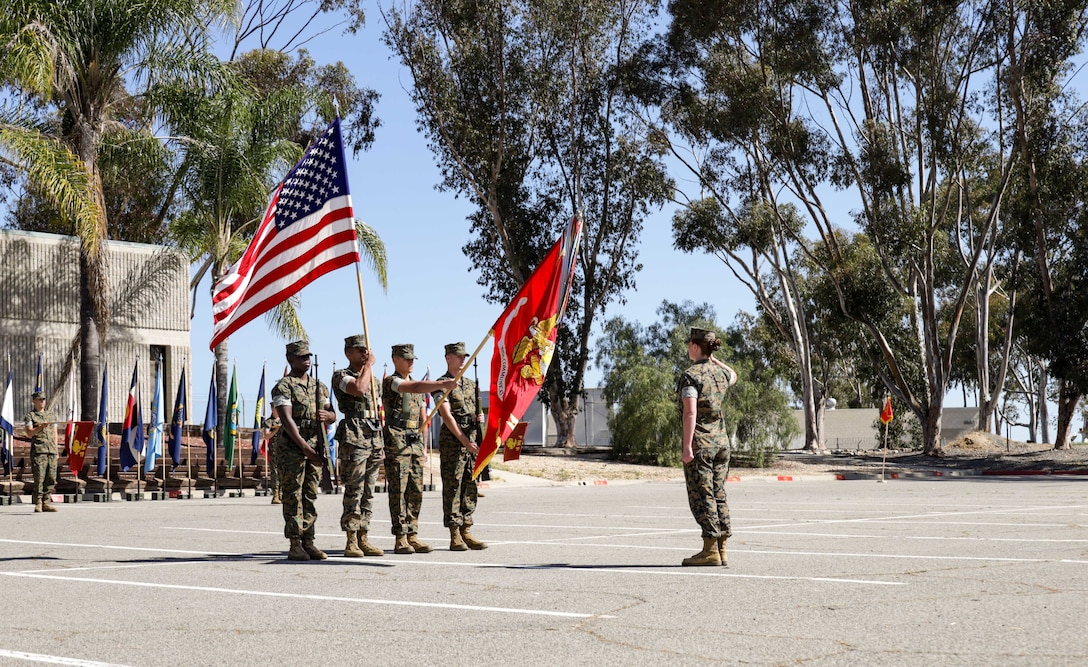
[
  {"xmin": 687, "ymin": 327, "xmax": 717, "ymax": 344},
  {"xmin": 344, "ymin": 334, "xmax": 368, "ymax": 350},
  {"xmin": 392, "ymin": 343, "xmax": 415, "ymax": 360},
  {"xmin": 31, "ymin": 391, "xmax": 45, "ymax": 400},
  {"xmin": 285, "ymin": 340, "xmax": 311, "ymax": 356},
  {"xmin": 444, "ymin": 341, "xmax": 467, "ymax": 356}
]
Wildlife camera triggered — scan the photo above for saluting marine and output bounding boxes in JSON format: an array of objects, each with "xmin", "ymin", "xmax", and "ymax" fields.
[
  {"xmin": 332, "ymin": 334, "xmax": 385, "ymax": 557},
  {"xmin": 677, "ymin": 326, "xmax": 738, "ymax": 567}
]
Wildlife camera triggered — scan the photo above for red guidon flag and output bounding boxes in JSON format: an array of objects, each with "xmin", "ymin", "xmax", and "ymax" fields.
[
  {"xmin": 210, "ymin": 118, "xmax": 360, "ymax": 349},
  {"xmin": 880, "ymin": 397, "xmax": 894, "ymax": 425},
  {"xmin": 67, "ymin": 421, "xmax": 96, "ymax": 474},
  {"xmin": 502, "ymin": 422, "xmax": 528, "ymax": 462},
  {"xmin": 474, "ymin": 215, "xmax": 583, "ymax": 478}
]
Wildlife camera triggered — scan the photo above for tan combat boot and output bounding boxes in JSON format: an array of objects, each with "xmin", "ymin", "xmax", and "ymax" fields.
[
  {"xmin": 288, "ymin": 538, "xmax": 310, "ymax": 561},
  {"xmin": 460, "ymin": 526, "xmax": 488, "ymax": 550},
  {"xmin": 394, "ymin": 534, "xmax": 414, "ymax": 554},
  {"xmin": 302, "ymin": 540, "xmax": 328, "ymax": 560},
  {"xmin": 33, "ymin": 500, "xmax": 42, "ymax": 513},
  {"xmin": 343, "ymin": 530, "xmax": 363, "ymax": 558},
  {"xmin": 357, "ymin": 531, "xmax": 384, "ymax": 556},
  {"xmin": 681, "ymin": 537, "xmax": 722, "ymax": 567},
  {"xmin": 717, "ymin": 536, "xmax": 728, "ymax": 567},
  {"xmin": 271, "ymin": 489, "xmax": 282, "ymax": 505},
  {"xmin": 406, "ymin": 534, "xmax": 432, "ymax": 553},
  {"xmin": 41, "ymin": 499, "xmax": 57, "ymax": 512},
  {"xmin": 449, "ymin": 526, "xmax": 468, "ymax": 551}
]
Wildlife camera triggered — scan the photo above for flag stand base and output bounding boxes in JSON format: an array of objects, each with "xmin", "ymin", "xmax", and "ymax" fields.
[
  {"xmin": 253, "ymin": 489, "xmax": 271, "ymax": 497},
  {"xmin": 228, "ymin": 490, "xmax": 245, "ymax": 498},
  {"xmin": 90, "ymin": 493, "xmax": 117, "ymax": 502},
  {"xmin": 203, "ymin": 489, "xmax": 225, "ymax": 499},
  {"xmin": 125, "ymin": 492, "xmax": 145, "ymax": 501},
  {"xmin": 0, "ymin": 496, "xmax": 20, "ymax": 506},
  {"xmin": 423, "ymin": 484, "xmax": 435, "ymax": 492},
  {"xmin": 169, "ymin": 490, "xmax": 191, "ymax": 500},
  {"xmin": 148, "ymin": 491, "xmax": 168, "ymax": 500},
  {"xmin": 374, "ymin": 484, "xmax": 386, "ymax": 494},
  {"xmin": 63, "ymin": 494, "xmax": 82, "ymax": 503}
]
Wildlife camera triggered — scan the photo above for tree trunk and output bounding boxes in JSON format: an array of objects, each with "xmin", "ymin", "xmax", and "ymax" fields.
[
  {"xmin": 1053, "ymin": 380, "xmax": 1080, "ymax": 450},
  {"xmin": 551, "ymin": 392, "xmax": 579, "ymax": 448},
  {"xmin": 1037, "ymin": 361, "xmax": 1050, "ymax": 444},
  {"xmin": 921, "ymin": 402, "xmax": 945, "ymax": 457},
  {"xmin": 78, "ymin": 252, "xmax": 101, "ymax": 421}
]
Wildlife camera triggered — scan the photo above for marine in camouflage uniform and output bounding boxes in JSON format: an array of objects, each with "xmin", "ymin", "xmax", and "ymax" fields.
[
  {"xmin": 263, "ymin": 416, "xmax": 282, "ymax": 504},
  {"xmin": 432, "ymin": 342, "xmax": 488, "ymax": 550},
  {"xmin": 677, "ymin": 327, "xmax": 738, "ymax": 566},
  {"xmin": 332, "ymin": 334, "xmax": 384, "ymax": 557},
  {"xmin": 382, "ymin": 343, "xmax": 456, "ymax": 554},
  {"xmin": 271, "ymin": 340, "xmax": 335, "ymax": 561},
  {"xmin": 22, "ymin": 391, "xmax": 58, "ymax": 512}
]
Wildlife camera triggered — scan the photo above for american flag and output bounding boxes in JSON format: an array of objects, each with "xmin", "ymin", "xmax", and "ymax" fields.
[{"xmin": 210, "ymin": 118, "xmax": 360, "ymax": 349}]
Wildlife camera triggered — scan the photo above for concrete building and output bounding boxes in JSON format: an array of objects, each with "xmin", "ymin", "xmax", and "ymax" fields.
[
  {"xmin": 0, "ymin": 229, "xmax": 190, "ymax": 421},
  {"xmin": 789, "ymin": 406, "xmax": 982, "ymax": 450}
]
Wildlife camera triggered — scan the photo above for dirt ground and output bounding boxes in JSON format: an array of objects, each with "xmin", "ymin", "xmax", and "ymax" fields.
[{"xmin": 487, "ymin": 431, "xmax": 1088, "ymax": 481}]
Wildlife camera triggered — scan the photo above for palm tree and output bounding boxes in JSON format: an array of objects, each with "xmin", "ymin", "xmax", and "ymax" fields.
[{"xmin": 1, "ymin": 0, "xmax": 231, "ymax": 419}]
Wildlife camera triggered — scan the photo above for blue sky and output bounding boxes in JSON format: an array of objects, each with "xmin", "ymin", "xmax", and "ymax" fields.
[{"xmin": 187, "ymin": 15, "xmax": 755, "ymax": 411}]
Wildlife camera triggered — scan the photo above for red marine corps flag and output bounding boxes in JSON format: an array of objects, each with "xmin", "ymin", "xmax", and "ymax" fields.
[
  {"xmin": 210, "ymin": 118, "xmax": 360, "ymax": 349},
  {"xmin": 473, "ymin": 215, "xmax": 583, "ymax": 478},
  {"xmin": 880, "ymin": 396, "xmax": 894, "ymax": 424}
]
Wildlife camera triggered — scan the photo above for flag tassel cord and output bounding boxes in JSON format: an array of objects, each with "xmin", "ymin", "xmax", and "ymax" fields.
[{"xmin": 421, "ymin": 332, "xmax": 493, "ymax": 435}]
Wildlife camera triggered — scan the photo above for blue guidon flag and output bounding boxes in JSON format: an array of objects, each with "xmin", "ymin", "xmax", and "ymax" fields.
[{"xmin": 210, "ymin": 118, "xmax": 360, "ymax": 349}]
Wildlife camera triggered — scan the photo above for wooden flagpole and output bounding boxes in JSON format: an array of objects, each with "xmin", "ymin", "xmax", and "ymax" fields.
[
  {"xmin": 355, "ymin": 265, "xmax": 382, "ymax": 420},
  {"xmin": 421, "ymin": 332, "xmax": 492, "ymax": 435}
]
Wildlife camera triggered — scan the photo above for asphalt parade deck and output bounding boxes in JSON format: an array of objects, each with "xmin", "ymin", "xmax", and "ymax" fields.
[{"xmin": 3, "ymin": 475, "xmax": 1088, "ymax": 666}]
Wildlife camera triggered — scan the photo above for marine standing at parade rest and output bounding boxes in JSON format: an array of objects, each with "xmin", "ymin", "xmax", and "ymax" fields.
[
  {"xmin": 270, "ymin": 340, "xmax": 336, "ymax": 561},
  {"xmin": 22, "ymin": 391, "xmax": 58, "ymax": 513},
  {"xmin": 433, "ymin": 342, "xmax": 488, "ymax": 551},
  {"xmin": 382, "ymin": 343, "xmax": 456, "ymax": 554},
  {"xmin": 677, "ymin": 327, "xmax": 738, "ymax": 567},
  {"xmin": 332, "ymin": 335, "xmax": 385, "ymax": 557}
]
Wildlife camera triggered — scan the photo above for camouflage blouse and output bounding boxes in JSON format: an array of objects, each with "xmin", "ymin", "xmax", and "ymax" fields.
[{"xmin": 677, "ymin": 360, "xmax": 734, "ymax": 452}]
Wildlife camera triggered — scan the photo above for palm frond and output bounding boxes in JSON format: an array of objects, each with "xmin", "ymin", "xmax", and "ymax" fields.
[
  {"xmin": 263, "ymin": 295, "xmax": 306, "ymax": 341},
  {"xmin": 355, "ymin": 219, "xmax": 388, "ymax": 291}
]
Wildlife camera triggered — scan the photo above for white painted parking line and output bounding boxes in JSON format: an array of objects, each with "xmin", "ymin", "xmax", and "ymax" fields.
[
  {"xmin": 0, "ymin": 648, "xmax": 132, "ymax": 666},
  {"xmin": 0, "ymin": 538, "xmax": 236, "ymax": 556},
  {"xmin": 0, "ymin": 571, "xmax": 613, "ymax": 619},
  {"xmin": 742, "ymin": 530, "xmax": 1088, "ymax": 543},
  {"xmin": 745, "ymin": 504, "xmax": 1086, "ymax": 530}
]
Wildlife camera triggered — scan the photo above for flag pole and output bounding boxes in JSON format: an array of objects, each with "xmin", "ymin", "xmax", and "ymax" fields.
[
  {"xmin": 425, "ymin": 365, "xmax": 433, "ymax": 488},
  {"xmin": 237, "ymin": 392, "xmax": 243, "ymax": 498},
  {"xmin": 355, "ymin": 265, "xmax": 382, "ymax": 425},
  {"xmin": 421, "ymin": 332, "xmax": 492, "ymax": 434},
  {"xmin": 879, "ymin": 401, "xmax": 890, "ymax": 484},
  {"xmin": 136, "ymin": 355, "xmax": 142, "ymax": 501}
]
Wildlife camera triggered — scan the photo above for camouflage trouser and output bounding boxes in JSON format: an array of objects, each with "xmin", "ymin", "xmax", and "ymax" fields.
[
  {"xmin": 384, "ymin": 436, "xmax": 424, "ymax": 536},
  {"xmin": 339, "ymin": 437, "xmax": 382, "ymax": 533},
  {"xmin": 439, "ymin": 440, "xmax": 477, "ymax": 528},
  {"xmin": 683, "ymin": 446, "xmax": 731, "ymax": 539},
  {"xmin": 275, "ymin": 440, "xmax": 321, "ymax": 540},
  {"xmin": 268, "ymin": 440, "xmax": 280, "ymax": 491},
  {"xmin": 32, "ymin": 452, "xmax": 57, "ymax": 503}
]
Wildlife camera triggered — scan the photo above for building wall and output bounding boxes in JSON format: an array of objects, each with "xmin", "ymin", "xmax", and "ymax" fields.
[
  {"xmin": 789, "ymin": 406, "xmax": 982, "ymax": 450},
  {"xmin": 464, "ymin": 387, "xmax": 612, "ymax": 447},
  {"xmin": 0, "ymin": 229, "xmax": 191, "ymax": 422}
]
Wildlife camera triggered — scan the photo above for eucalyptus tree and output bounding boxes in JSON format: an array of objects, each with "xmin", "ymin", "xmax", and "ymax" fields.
[
  {"xmin": 638, "ymin": 0, "xmax": 1043, "ymax": 456},
  {"xmin": 1002, "ymin": 1, "xmax": 1088, "ymax": 448},
  {"xmin": 0, "ymin": 0, "xmax": 232, "ymax": 419},
  {"xmin": 382, "ymin": 0, "xmax": 671, "ymax": 445}
]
